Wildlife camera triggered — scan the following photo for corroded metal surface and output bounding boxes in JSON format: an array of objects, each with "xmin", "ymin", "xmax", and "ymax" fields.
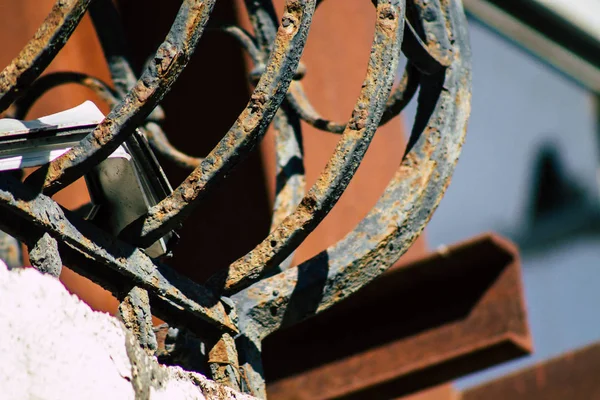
[
  {"xmin": 263, "ymin": 234, "xmax": 532, "ymax": 399},
  {"xmin": 208, "ymin": 332, "xmax": 242, "ymax": 391},
  {"xmin": 211, "ymin": 0, "xmax": 405, "ymax": 295},
  {"xmin": 0, "ymin": 173, "xmax": 237, "ymax": 336},
  {"xmin": 0, "ymin": 0, "xmax": 93, "ymax": 112},
  {"xmin": 118, "ymin": 286, "xmax": 158, "ymax": 356},
  {"xmin": 0, "ymin": 0, "xmax": 472, "ymax": 398},
  {"xmin": 463, "ymin": 340, "xmax": 600, "ymax": 400}
]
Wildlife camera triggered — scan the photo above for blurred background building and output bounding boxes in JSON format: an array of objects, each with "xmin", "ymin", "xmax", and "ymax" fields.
[{"xmin": 408, "ymin": 0, "xmax": 600, "ymax": 390}]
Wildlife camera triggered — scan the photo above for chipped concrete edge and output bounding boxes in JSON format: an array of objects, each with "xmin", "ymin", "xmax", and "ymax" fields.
[{"xmin": 0, "ymin": 262, "xmax": 255, "ymax": 400}]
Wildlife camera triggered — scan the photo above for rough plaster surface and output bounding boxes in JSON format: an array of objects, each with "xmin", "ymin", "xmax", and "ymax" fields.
[{"xmin": 0, "ymin": 263, "xmax": 254, "ymax": 400}]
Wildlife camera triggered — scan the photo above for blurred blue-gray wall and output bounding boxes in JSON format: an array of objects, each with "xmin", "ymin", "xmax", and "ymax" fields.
[{"xmin": 403, "ymin": 17, "xmax": 600, "ymax": 388}]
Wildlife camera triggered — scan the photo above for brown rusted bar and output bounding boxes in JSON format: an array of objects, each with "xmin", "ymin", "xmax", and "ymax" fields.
[
  {"xmin": 462, "ymin": 340, "xmax": 600, "ymax": 400},
  {"xmin": 262, "ymin": 234, "xmax": 532, "ymax": 400},
  {"xmin": 401, "ymin": 385, "xmax": 460, "ymax": 400}
]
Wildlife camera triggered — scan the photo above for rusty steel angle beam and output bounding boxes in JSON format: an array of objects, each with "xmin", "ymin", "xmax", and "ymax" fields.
[
  {"xmin": 462, "ymin": 340, "xmax": 600, "ymax": 400},
  {"xmin": 262, "ymin": 234, "xmax": 532, "ymax": 400}
]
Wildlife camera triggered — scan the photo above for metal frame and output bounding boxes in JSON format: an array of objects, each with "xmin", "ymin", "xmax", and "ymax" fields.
[{"xmin": 0, "ymin": 0, "xmax": 472, "ymax": 397}]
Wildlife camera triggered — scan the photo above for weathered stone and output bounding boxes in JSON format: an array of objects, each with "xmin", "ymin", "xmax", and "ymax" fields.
[{"xmin": 0, "ymin": 262, "xmax": 254, "ymax": 400}]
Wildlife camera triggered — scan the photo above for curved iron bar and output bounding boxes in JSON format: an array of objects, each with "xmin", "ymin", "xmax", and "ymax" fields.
[
  {"xmin": 242, "ymin": 0, "xmax": 306, "ymax": 274},
  {"xmin": 0, "ymin": 0, "xmax": 473, "ymax": 396},
  {"xmin": 286, "ymin": 63, "xmax": 419, "ymax": 133},
  {"xmin": 0, "ymin": 0, "xmax": 93, "ymax": 113},
  {"xmin": 24, "ymin": 0, "xmax": 217, "ymax": 196},
  {"xmin": 143, "ymin": 121, "xmax": 203, "ymax": 169},
  {"xmin": 212, "ymin": 24, "xmax": 262, "ymax": 66},
  {"xmin": 118, "ymin": 0, "xmax": 318, "ymax": 249},
  {"xmin": 142, "ymin": 24, "xmax": 265, "ymax": 171},
  {"xmin": 233, "ymin": 0, "xmax": 471, "ymax": 338},
  {"xmin": 88, "ymin": 0, "xmax": 171, "ymax": 352},
  {"xmin": 223, "ymin": 2, "xmax": 311, "ymax": 393},
  {"xmin": 143, "ymin": 23, "xmax": 267, "ymax": 170},
  {"xmin": 209, "ymin": 0, "xmax": 406, "ymax": 295},
  {"xmin": 229, "ymin": 0, "xmax": 420, "ymax": 289},
  {"xmin": 231, "ymin": 3, "xmax": 470, "ymax": 391},
  {"xmin": 8, "ymin": 72, "xmax": 118, "ymax": 119},
  {"xmin": 89, "ymin": 0, "xmax": 203, "ymax": 171},
  {"xmin": 282, "ymin": 12, "xmax": 451, "ymax": 134},
  {"xmin": 0, "ymin": 173, "xmax": 237, "ymax": 337},
  {"xmin": 267, "ymin": 106, "xmax": 305, "ymax": 273}
]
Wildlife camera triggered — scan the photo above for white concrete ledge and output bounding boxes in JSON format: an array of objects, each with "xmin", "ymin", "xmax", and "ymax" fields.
[{"xmin": 0, "ymin": 263, "xmax": 254, "ymax": 400}]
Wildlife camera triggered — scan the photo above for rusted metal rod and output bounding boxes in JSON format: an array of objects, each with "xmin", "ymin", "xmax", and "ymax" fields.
[
  {"xmin": 0, "ymin": 0, "xmax": 473, "ymax": 397},
  {"xmin": 0, "ymin": 173, "xmax": 236, "ymax": 337},
  {"xmin": 8, "ymin": 72, "xmax": 118, "ymax": 119},
  {"xmin": 0, "ymin": 0, "xmax": 93, "ymax": 113},
  {"xmin": 118, "ymin": 0, "xmax": 318, "ymax": 248},
  {"xmin": 211, "ymin": 0, "xmax": 406, "ymax": 295},
  {"xmin": 233, "ymin": 0, "xmax": 470, "ymax": 339},
  {"xmin": 25, "ymin": 0, "xmax": 217, "ymax": 195}
]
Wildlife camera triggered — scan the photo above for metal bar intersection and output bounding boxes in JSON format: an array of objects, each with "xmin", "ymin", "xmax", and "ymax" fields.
[{"xmin": 0, "ymin": 0, "xmax": 472, "ymax": 397}]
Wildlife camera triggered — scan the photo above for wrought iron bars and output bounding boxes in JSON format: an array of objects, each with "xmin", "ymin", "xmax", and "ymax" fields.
[{"xmin": 0, "ymin": 0, "xmax": 471, "ymax": 398}]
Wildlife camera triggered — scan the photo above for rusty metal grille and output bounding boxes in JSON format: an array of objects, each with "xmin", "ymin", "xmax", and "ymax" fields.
[{"xmin": 0, "ymin": 0, "xmax": 471, "ymax": 397}]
